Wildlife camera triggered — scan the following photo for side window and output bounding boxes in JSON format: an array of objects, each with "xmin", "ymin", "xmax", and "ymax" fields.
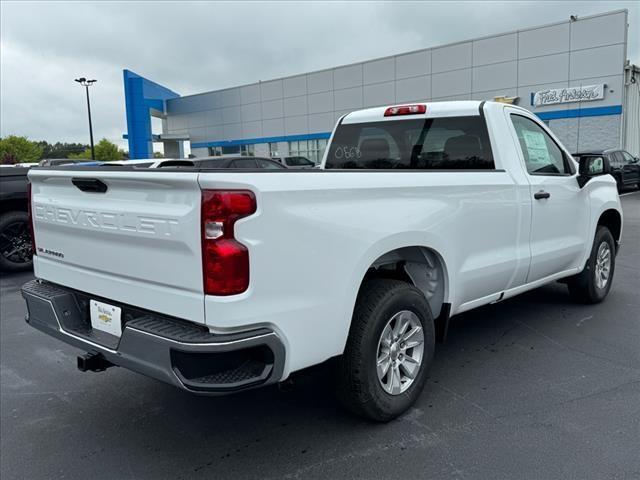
[
  {"xmin": 606, "ymin": 154, "xmax": 615, "ymax": 166},
  {"xmin": 231, "ymin": 159, "xmax": 258, "ymax": 168},
  {"xmin": 257, "ymin": 159, "xmax": 281, "ymax": 169},
  {"xmin": 197, "ymin": 159, "xmax": 226, "ymax": 168},
  {"xmin": 510, "ymin": 114, "xmax": 573, "ymax": 175},
  {"xmin": 621, "ymin": 151, "xmax": 636, "ymax": 164},
  {"xmin": 610, "ymin": 152, "xmax": 621, "ymax": 166}
]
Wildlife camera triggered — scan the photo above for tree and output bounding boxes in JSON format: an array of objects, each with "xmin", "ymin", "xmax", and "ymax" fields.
[
  {"xmin": 0, "ymin": 136, "xmax": 44, "ymax": 164},
  {"xmin": 68, "ymin": 138, "xmax": 125, "ymax": 161},
  {"xmin": 35, "ymin": 140, "xmax": 88, "ymax": 159}
]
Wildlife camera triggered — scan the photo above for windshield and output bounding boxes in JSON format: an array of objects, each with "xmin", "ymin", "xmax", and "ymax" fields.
[
  {"xmin": 325, "ymin": 116, "xmax": 494, "ymax": 170},
  {"xmin": 285, "ymin": 156, "xmax": 314, "ymax": 166}
]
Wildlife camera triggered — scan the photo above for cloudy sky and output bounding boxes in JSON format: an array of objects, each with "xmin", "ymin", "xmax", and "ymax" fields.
[{"xmin": 1, "ymin": 1, "xmax": 638, "ymax": 150}]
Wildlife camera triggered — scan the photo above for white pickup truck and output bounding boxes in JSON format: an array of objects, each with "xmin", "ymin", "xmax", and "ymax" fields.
[{"xmin": 23, "ymin": 101, "xmax": 622, "ymax": 421}]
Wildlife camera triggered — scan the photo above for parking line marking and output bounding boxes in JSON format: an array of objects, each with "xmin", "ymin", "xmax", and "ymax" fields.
[
  {"xmin": 619, "ymin": 191, "xmax": 640, "ymax": 197},
  {"xmin": 576, "ymin": 315, "xmax": 593, "ymax": 327}
]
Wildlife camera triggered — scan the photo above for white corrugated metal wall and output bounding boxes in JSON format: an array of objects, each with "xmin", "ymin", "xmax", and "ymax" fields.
[{"xmin": 623, "ymin": 64, "xmax": 640, "ymax": 156}]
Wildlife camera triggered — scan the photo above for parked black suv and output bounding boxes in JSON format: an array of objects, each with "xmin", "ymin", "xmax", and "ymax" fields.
[
  {"xmin": 574, "ymin": 149, "xmax": 640, "ymax": 190},
  {"xmin": 0, "ymin": 167, "xmax": 33, "ymax": 272}
]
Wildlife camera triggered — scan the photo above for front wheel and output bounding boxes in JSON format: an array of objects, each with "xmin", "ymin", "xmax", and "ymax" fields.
[
  {"xmin": 337, "ymin": 279, "xmax": 435, "ymax": 422},
  {"xmin": 567, "ymin": 226, "xmax": 616, "ymax": 303}
]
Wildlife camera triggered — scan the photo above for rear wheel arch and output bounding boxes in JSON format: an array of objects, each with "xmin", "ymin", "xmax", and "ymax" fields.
[{"xmin": 358, "ymin": 246, "xmax": 449, "ymax": 322}]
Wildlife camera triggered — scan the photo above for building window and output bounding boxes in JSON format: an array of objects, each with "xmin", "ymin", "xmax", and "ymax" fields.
[
  {"xmin": 269, "ymin": 142, "xmax": 279, "ymax": 158},
  {"xmin": 240, "ymin": 144, "xmax": 255, "ymax": 156},
  {"xmin": 288, "ymin": 138, "xmax": 328, "ymax": 164},
  {"xmin": 222, "ymin": 145, "xmax": 241, "ymax": 155},
  {"xmin": 208, "ymin": 146, "xmax": 222, "ymax": 156}
]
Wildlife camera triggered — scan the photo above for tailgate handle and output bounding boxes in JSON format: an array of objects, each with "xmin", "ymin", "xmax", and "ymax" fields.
[{"xmin": 72, "ymin": 178, "xmax": 108, "ymax": 193}]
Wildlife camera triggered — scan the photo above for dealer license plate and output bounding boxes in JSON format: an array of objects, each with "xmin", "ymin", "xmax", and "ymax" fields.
[{"xmin": 89, "ymin": 300, "xmax": 122, "ymax": 337}]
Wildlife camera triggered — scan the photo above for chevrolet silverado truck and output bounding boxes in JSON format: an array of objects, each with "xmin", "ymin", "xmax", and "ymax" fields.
[{"xmin": 22, "ymin": 101, "xmax": 622, "ymax": 421}]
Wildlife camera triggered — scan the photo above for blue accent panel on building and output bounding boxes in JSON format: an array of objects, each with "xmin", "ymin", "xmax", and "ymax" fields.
[
  {"xmin": 123, "ymin": 70, "xmax": 179, "ymax": 159},
  {"xmin": 535, "ymin": 105, "xmax": 622, "ymax": 121},
  {"xmin": 191, "ymin": 132, "xmax": 332, "ymax": 149}
]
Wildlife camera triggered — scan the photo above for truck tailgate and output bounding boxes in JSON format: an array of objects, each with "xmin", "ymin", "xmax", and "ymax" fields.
[{"xmin": 29, "ymin": 169, "xmax": 205, "ymax": 323}]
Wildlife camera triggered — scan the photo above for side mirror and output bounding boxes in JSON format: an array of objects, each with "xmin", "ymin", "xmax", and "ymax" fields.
[{"xmin": 577, "ymin": 156, "xmax": 611, "ymax": 188}]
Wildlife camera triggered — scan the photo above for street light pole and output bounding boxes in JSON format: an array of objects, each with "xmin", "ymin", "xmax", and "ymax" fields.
[{"xmin": 75, "ymin": 77, "xmax": 97, "ymax": 160}]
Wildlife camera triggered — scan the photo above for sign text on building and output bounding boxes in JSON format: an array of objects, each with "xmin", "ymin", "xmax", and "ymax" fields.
[{"xmin": 532, "ymin": 84, "xmax": 605, "ymax": 107}]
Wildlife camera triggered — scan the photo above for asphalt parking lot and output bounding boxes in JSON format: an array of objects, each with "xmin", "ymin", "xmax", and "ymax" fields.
[{"xmin": 1, "ymin": 191, "xmax": 639, "ymax": 480}]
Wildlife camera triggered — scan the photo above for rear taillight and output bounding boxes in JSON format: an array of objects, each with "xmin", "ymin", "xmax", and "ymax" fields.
[
  {"xmin": 201, "ymin": 190, "xmax": 256, "ymax": 295},
  {"xmin": 27, "ymin": 183, "xmax": 36, "ymax": 256},
  {"xmin": 384, "ymin": 104, "xmax": 427, "ymax": 116}
]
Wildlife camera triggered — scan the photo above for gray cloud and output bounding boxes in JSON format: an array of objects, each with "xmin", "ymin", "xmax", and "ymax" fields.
[{"xmin": 1, "ymin": 0, "xmax": 637, "ymax": 149}]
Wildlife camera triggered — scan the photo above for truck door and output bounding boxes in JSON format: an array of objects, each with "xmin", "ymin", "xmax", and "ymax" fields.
[
  {"xmin": 620, "ymin": 151, "xmax": 640, "ymax": 185},
  {"xmin": 506, "ymin": 111, "xmax": 590, "ymax": 283}
]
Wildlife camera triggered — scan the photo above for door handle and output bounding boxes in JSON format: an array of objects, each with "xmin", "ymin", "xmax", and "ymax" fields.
[
  {"xmin": 534, "ymin": 190, "xmax": 551, "ymax": 200},
  {"xmin": 72, "ymin": 178, "xmax": 108, "ymax": 193}
]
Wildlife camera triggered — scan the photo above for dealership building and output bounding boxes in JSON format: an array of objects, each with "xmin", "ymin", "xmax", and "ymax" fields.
[{"xmin": 123, "ymin": 9, "xmax": 639, "ymax": 161}]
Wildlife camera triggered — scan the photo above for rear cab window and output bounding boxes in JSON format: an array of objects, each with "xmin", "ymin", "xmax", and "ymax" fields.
[{"xmin": 325, "ymin": 116, "xmax": 495, "ymax": 170}]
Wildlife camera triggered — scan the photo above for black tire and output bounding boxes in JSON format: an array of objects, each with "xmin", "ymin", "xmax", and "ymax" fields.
[
  {"xmin": 0, "ymin": 211, "xmax": 33, "ymax": 273},
  {"xmin": 337, "ymin": 278, "xmax": 435, "ymax": 422},
  {"xmin": 567, "ymin": 226, "xmax": 615, "ymax": 304}
]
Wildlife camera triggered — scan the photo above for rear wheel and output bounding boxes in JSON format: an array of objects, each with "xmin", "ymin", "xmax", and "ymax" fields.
[
  {"xmin": 337, "ymin": 279, "xmax": 435, "ymax": 422},
  {"xmin": 0, "ymin": 211, "xmax": 33, "ymax": 273},
  {"xmin": 567, "ymin": 226, "xmax": 615, "ymax": 303}
]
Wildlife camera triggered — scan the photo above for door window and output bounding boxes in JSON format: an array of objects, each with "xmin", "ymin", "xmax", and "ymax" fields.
[
  {"xmin": 510, "ymin": 115, "xmax": 574, "ymax": 175},
  {"xmin": 621, "ymin": 151, "xmax": 637, "ymax": 164},
  {"xmin": 231, "ymin": 159, "xmax": 258, "ymax": 168},
  {"xmin": 611, "ymin": 152, "xmax": 623, "ymax": 165},
  {"xmin": 256, "ymin": 159, "xmax": 283, "ymax": 169}
]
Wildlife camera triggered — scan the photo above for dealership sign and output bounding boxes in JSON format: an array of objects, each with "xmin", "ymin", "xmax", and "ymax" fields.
[{"xmin": 532, "ymin": 84, "xmax": 605, "ymax": 107}]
